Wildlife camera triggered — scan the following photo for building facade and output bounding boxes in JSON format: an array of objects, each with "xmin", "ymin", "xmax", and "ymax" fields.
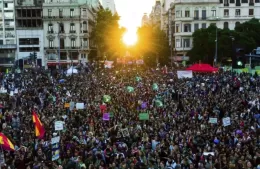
[
  {"xmin": 169, "ymin": 0, "xmax": 260, "ymax": 62},
  {"xmin": 141, "ymin": 13, "xmax": 149, "ymax": 26},
  {"xmin": 0, "ymin": 0, "xmax": 16, "ymax": 69},
  {"xmin": 43, "ymin": 0, "xmax": 96, "ymax": 69},
  {"xmin": 149, "ymin": 0, "xmax": 161, "ymax": 27},
  {"xmin": 101, "ymin": 0, "xmax": 116, "ymax": 14},
  {"xmin": 15, "ymin": 0, "xmax": 44, "ymax": 67}
]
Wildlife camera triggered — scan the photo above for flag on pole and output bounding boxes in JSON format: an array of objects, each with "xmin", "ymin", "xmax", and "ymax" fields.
[
  {"xmin": 0, "ymin": 133, "xmax": 14, "ymax": 151},
  {"xmin": 32, "ymin": 111, "xmax": 45, "ymax": 139}
]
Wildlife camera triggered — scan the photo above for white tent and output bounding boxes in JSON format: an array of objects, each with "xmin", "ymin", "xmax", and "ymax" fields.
[{"xmin": 66, "ymin": 67, "xmax": 78, "ymax": 75}]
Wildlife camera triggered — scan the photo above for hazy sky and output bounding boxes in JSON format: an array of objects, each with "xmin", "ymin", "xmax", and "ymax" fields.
[{"xmin": 114, "ymin": 0, "xmax": 155, "ymax": 32}]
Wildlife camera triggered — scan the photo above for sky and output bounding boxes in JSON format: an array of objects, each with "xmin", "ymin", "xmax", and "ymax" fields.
[{"xmin": 114, "ymin": 0, "xmax": 155, "ymax": 32}]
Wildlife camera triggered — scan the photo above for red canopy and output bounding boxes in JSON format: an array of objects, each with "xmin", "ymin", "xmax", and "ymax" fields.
[{"xmin": 186, "ymin": 63, "xmax": 218, "ymax": 72}]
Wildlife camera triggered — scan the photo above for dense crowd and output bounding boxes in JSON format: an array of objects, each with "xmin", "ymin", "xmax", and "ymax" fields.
[{"xmin": 0, "ymin": 65, "xmax": 260, "ymax": 169}]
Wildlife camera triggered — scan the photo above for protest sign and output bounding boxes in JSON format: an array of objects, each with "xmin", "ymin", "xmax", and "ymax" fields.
[
  {"xmin": 209, "ymin": 118, "xmax": 218, "ymax": 124},
  {"xmin": 76, "ymin": 103, "xmax": 84, "ymax": 110},
  {"xmin": 177, "ymin": 70, "xmax": 193, "ymax": 79},
  {"xmin": 64, "ymin": 103, "xmax": 70, "ymax": 108},
  {"xmin": 52, "ymin": 136, "xmax": 60, "ymax": 161},
  {"xmin": 55, "ymin": 121, "xmax": 64, "ymax": 131},
  {"xmin": 222, "ymin": 117, "xmax": 231, "ymax": 127},
  {"xmin": 103, "ymin": 113, "xmax": 110, "ymax": 121},
  {"xmin": 139, "ymin": 113, "xmax": 149, "ymax": 120}
]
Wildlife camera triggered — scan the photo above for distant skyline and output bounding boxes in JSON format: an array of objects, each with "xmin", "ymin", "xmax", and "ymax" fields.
[{"xmin": 114, "ymin": 0, "xmax": 155, "ymax": 32}]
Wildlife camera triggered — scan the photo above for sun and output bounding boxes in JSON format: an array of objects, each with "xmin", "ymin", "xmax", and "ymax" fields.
[{"xmin": 123, "ymin": 30, "xmax": 138, "ymax": 46}]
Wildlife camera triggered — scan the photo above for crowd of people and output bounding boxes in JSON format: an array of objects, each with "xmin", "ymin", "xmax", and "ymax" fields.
[{"xmin": 0, "ymin": 65, "xmax": 260, "ymax": 169}]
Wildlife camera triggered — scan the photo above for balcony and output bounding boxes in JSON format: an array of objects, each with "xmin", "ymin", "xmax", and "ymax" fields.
[
  {"xmin": 5, "ymin": 32, "xmax": 15, "ymax": 38},
  {"xmin": 48, "ymin": 30, "xmax": 54, "ymax": 34},
  {"xmin": 43, "ymin": 16, "xmax": 80, "ymax": 21},
  {"xmin": 175, "ymin": 47, "xmax": 192, "ymax": 51},
  {"xmin": 207, "ymin": 16, "xmax": 220, "ymax": 21},
  {"xmin": 174, "ymin": 32, "xmax": 192, "ymax": 36},
  {"xmin": 69, "ymin": 30, "xmax": 76, "ymax": 34},
  {"xmin": 0, "ymin": 44, "xmax": 16, "ymax": 49}
]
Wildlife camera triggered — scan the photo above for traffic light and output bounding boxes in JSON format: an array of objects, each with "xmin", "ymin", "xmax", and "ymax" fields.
[{"xmin": 232, "ymin": 48, "xmax": 245, "ymax": 68}]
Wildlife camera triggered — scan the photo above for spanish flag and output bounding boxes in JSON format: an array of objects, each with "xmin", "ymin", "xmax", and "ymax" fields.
[
  {"xmin": 0, "ymin": 133, "xmax": 14, "ymax": 151},
  {"xmin": 32, "ymin": 111, "xmax": 45, "ymax": 139}
]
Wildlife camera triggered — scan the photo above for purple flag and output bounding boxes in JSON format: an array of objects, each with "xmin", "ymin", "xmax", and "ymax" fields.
[{"xmin": 103, "ymin": 113, "xmax": 110, "ymax": 121}]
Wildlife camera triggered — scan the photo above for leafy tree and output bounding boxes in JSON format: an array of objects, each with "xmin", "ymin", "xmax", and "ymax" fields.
[
  {"xmin": 136, "ymin": 25, "xmax": 170, "ymax": 66},
  {"xmin": 188, "ymin": 19, "xmax": 259, "ymax": 64},
  {"xmin": 90, "ymin": 9, "xmax": 126, "ymax": 60}
]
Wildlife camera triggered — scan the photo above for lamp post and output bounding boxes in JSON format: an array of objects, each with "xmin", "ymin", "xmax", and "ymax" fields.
[
  {"xmin": 230, "ymin": 36, "xmax": 235, "ymax": 74},
  {"xmin": 214, "ymin": 26, "xmax": 218, "ymax": 66},
  {"xmin": 57, "ymin": 22, "xmax": 61, "ymax": 70}
]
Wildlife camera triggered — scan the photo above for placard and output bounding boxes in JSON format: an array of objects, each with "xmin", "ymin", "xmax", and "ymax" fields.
[
  {"xmin": 139, "ymin": 113, "xmax": 149, "ymax": 120},
  {"xmin": 121, "ymin": 128, "xmax": 129, "ymax": 137},
  {"xmin": 51, "ymin": 136, "xmax": 60, "ymax": 161},
  {"xmin": 103, "ymin": 113, "xmax": 109, "ymax": 121},
  {"xmin": 222, "ymin": 117, "xmax": 231, "ymax": 127},
  {"xmin": 55, "ymin": 121, "xmax": 64, "ymax": 131},
  {"xmin": 177, "ymin": 70, "xmax": 193, "ymax": 79},
  {"xmin": 76, "ymin": 103, "xmax": 84, "ymax": 110},
  {"xmin": 64, "ymin": 103, "xmax": 70, "ymax": 108},
  {"xmin": 209, "ymin": 118, "xmax": 217, "ymax": 124}
]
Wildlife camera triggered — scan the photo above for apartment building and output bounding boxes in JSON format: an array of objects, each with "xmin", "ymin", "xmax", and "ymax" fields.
[
  {"xmin": 101, "ymin": 0, "xmax": 116, "ymax": 14},
  {"xmin": 169, "ymin": 0, "xmax": 260, "ymax": 61},
  {"xmin": 15, "ymin": 0, "xmax": 44, "ymax": 68},
  {"xmin": 149, "ymin": 0, "xmax": 161, "ymax": 27},
  {"xmin": 0, "ymin": 0, "xmax": 16, "ymax": 69},
  {"xmin": 43, "ymin": 0, "xmax": 97, "ymax": 69},
  {"xmin": 141, "ymin": 13, "xmax": 149, "ymax": 26}
]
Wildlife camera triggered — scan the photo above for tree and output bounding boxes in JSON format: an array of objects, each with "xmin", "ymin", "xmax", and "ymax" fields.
[
  {"xmin": 188, "ymin": 20, "xmax": 259, "ymax": 64},
  {"xmin": 90, "ymin": 9, "xmax": 126, "ymax": 60},
  {"xmin": 136, "ymin": 25, "xmax": 170, "ymax": 66}
]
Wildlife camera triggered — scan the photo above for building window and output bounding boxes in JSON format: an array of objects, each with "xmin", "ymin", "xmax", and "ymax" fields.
[
  {"xmin": 60, "ymin": 39, "xmax": 64, "ymax": 49},
  {"xmin": 224, "ymin": 9, "xmax": 229, "ymax": 17},
  {"xmin": 48, "ymin": 23, "xmax": 53, "ymax": 32},
  {"xmin": 59, "ymin": 23, "xmax": 64, "ymax": 33},
  {"xmin": 202, "ymin": 10, "xmax": 207, "ymax": 19},
  {"xmin": 184, "ymin": 24, "xmax": 191, "ymax": 32},
  {"xmin": 70, "ymin": 23, "xmax": 75, "ymax": 33},
  {"xmin": 59, "ymin": 9, "xmax": 63, "ymax": 18},
  {"xmin": 194, "ymin": 10, "xmax": 199, "ymax": 19},
  {"xmin": 249, "ymin": 9, "xmax": 254, "ymax": 16},
  {"xmin": 19, "ymin": 38, "xmax": 39, "ymax": 45},
  {"xmin": 183, "ymin": 39, "xmax": 190, "ymax": 48},
  {"xmin": 185, "ymin": 10, "xmax": 190, "ymax": 17},
  {"xmin": 19, "ymin": 47, "xmax": 40, "ymax": 52},
  {"xmin": 194, "ymin": 23, "xmax": 199, "ymax": 31},
  {"xmin": 224, "ymin": 22, "xmax": 229, "ymax": 29},
  {"xmin": 224, "ymin": 0, "xmax": 229, "ymax": 6},
  {"xmin": 49, "ymin": 39, "xmax": 53, "ymax": 48},
  {"xmin": 176, "ymin": 39, "xmax": 181, "ymax": 48},
  {"xmin": 71, "ymin": 39, "xmax": 76, "ymax": 47},
  {"xmin": 202, "ymin": 23, "xmax": 207, "ymax": 29},
  {"xmin": 211, "ymin": 9, "xmax": 216, "ymax": 17},
  {"xmin": 176, "ymin": 10, "xmax": 181, "ymax": 17},
  {"xmin": 176, "ymin": 24, "xmax": 180, "ymax": 32},
  {"xmin": 48, "ymin": 9, "xmax": 52, "ymax": 17},
  {"xmin": 235, "ymin": 9, "xmax": 240, "ymax": 16},
  {"xmin": 82, "ymin": 21, "xmax": 87, "ymax": 33},
  {"xmin": 70, "ymin": 9, "xmax": 74, "ymax": 17}
]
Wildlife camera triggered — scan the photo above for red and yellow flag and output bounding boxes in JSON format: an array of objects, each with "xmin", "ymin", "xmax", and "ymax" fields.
[
  {"xmin": 0, "ymin": 133, "xmax": 14, "ymax": 151},
  {"xmin": 32, "ymin": 111, "xmax": 45, "ymax": 139}
]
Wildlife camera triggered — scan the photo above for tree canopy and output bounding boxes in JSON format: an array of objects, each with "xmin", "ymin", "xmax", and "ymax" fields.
[
  {"xmin": 90, "ymin": 9, "xmax": 126, "ymax": 60},
  {"xmin": 135, "ymin": 25, "xmax": 170, "ymax": 66},
  {"xmin": 188, "ymin": 19, "xmax": 259, "ymax": 64}
]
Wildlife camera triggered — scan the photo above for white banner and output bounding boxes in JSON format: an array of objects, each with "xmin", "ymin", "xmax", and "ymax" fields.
[
  {"xmin": 54, "ymin": 121, "xmax": 64, "ymax": 131},
  {"xmin": 177, "ymin": 70, "xmax": 193, "ymax": 79}
]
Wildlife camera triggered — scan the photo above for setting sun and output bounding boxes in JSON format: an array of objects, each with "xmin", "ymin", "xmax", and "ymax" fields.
[{"xmin": 123, "ymin": 30, "xmax": 138, "ymax": 46}]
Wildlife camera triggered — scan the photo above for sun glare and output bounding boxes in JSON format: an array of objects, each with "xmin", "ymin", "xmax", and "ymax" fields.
[{"xmin": 123, "ymin": 30, "xmax": 138, "ymax": 46}]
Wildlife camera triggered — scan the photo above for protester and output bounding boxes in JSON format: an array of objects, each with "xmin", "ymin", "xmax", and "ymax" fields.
[{"xmin": 0, "ymin": 65, "xmax": 259, "ymax": 169}]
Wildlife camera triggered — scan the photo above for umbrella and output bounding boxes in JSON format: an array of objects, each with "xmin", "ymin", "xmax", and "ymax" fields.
[
  {"xmin": 126, "ymin": 86, "xmax": 134, "ymax": 93},
  {"xmin": 103, "ymin": 95, "xmax": 111, "ymax": 103}
]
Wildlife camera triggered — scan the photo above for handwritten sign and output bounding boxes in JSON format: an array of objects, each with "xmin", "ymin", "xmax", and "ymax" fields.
[
  {"xmin": 55, "ymin": 121, "xmax": 64, "ymax": 131},
  {"xmin": 209, "ymin": 118, "xmax": 217, "ymax": 124},
  {"xmin": 222, "ymin": 117, "xmax": 231, "ymax": 127}
]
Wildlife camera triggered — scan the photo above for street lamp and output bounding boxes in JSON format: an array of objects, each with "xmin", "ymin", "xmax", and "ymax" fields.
[
  {"xmin": 57, "ymin": 22, "xmax": 61, "ymax": 70},
  {"xmin": 214, "ymin": 17, "xmax": 220, "ymax": 66}
]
